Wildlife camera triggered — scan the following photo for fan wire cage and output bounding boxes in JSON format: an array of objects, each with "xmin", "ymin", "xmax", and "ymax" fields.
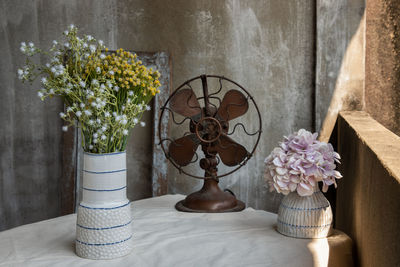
[{"xmin": 158, "ymin": 74, "xmax": 262, "ymax": 212}]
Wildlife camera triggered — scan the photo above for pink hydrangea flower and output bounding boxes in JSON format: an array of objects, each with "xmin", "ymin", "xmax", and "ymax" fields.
[{"xmin": 264, "ymin": 129, "xmax": 342, "ymax": 196}]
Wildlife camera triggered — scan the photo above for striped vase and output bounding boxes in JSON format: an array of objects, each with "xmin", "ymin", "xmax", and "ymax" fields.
[
  {"xmin": 75, "ymin": 151, "xmax": 133, "ymax": 259},
  {"xmin": 277, "ymin": 186, "xmax": 332, "ymax": 238}
]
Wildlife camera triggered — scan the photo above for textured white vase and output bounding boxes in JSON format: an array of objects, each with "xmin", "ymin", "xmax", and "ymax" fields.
[
  {"xmin": 277, "ymin": 186, "xmax": 332, "ymax": 238},
  {"xmin": 76, "ymin": 151, "xmax": 133, "ymax": 259}
]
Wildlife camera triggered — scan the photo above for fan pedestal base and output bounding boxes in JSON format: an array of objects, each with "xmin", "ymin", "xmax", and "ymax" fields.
[{"xmin": 175, "ymin": 179, "xmax": 245, "ymax": 213}]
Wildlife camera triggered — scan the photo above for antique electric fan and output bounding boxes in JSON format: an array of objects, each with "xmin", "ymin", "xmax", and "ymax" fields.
[{"xmin": 158, "ymin": 75, "xmax": 262, "ymax": 212}]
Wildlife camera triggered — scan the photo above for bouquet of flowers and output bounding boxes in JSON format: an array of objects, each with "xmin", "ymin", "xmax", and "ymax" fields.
[
  {"xmin": 264, "ymin": 129, "xmax": 342, "ymax": 196},
  {"xmin": 18, "ymin": 25, "xmax": 161, "ymax": 153}
]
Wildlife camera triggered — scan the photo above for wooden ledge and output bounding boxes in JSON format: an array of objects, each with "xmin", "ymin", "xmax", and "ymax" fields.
[{"xmin": 339, "ymin": 111, "xmax": 400, "ymax": 184}]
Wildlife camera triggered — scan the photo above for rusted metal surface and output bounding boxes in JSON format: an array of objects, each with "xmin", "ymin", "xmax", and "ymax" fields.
[
  {"xmin": 175, "ymin": 179, "xmax": 245, "ymax": 213},
  {"xmin": 151, "ymin": 52, "xmax": 171, "ymax": 196},
  {"xmin": 159, "ymin": 75, "xmax": 262, "ymax": 212},
  {"xmin": 61, "ymin": 121, "xmax": 78, "ymax": 215},
  {"xmin": 160, "ymin": 75, "xmax": 262, "ymax": 180}
]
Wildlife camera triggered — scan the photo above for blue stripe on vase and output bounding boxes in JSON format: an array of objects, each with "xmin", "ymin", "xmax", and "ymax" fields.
[
  {"xmin": 82, "ymin": 186, "xmax": 126, "ymax": 192},
  {"xmin": 83, "ymin": 151, "xmax": 126, "ymax": 156},
  {"xmin": 76, "ymin": 235, "xmax": 132, "ymax": 246},
  {"xmin": 83, "ymin": 169, "xmax": 126, "ymax": 174},
  {"xmin": 277, "ymin": 219, "xmax": 332, "ymax": 229},
  {"xmin": 79, "ymin": 201, "xmax": 130, "ymax": 210},
  {"xmin": 280, "ymin": 203, "xmax": 330, "ymax": 211},
  {"xmin": 77, "ymin": 219, "xmax": 133, "ymax": 230}
]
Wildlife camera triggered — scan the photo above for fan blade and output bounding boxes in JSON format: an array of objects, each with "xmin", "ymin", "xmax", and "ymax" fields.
[
  {"xmin": 170, "ymin": 88, "xmax": 202, "ymax": 119},
  {"xmin": 216, "ymin": 89, "xmax": 248, "ymax": 121},
  {"xmin": 168, "ymin": 134, "xmax": 199, "ymax": 166},
  {"xmin": 214, "ymin": 135, "xmax": 249, "ymax": 166}
]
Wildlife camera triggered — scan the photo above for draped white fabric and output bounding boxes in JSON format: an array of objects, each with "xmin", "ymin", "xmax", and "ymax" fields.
[{"xmin": 0, "ymin": 195, "xmax": 352, "ymax": 267}]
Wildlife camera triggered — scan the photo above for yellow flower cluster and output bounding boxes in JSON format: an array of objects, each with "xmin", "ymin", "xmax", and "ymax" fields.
[{"xmin": 84, "ymin": 48, "xmax": 161, "ymax": 96}]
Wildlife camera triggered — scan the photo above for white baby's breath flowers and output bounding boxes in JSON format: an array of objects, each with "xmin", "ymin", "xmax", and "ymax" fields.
[
  {"xmin": 140, "ymin": 121, "xmax": 146, "ymax": 127},
  {"xmin": 18, "ymin": 26, "xmax": 160, "ymax": 153},
  {"xmin": 20, "ymin": 42, "xmax": 26, "ymax": 53},
  {"xmin": 17, "ymin": 69, "xmax": 24, "ymax": 79},
  {"xmin": 89, "ymin": 45, "xmax": 96, "ymax": 53}
]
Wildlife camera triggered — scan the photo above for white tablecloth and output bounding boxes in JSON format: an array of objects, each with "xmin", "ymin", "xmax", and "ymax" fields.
[{"xmin": 0, "ymin": 195, "xmax": 353, "ymax": 267}]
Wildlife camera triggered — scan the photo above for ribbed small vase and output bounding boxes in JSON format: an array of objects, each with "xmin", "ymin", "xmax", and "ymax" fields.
[
  {"xmin": 277, "ymin": 186, "xmax": 332, "ymax": 238},
  {"xmin": 75, "ymin": 151, "xmax": 133, "ymax": 259}
]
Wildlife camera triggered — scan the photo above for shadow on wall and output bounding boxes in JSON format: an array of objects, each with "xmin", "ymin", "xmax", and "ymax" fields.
[{"xmin": 318, "ymin": 9, "xmax": 365, "ymax": 142}]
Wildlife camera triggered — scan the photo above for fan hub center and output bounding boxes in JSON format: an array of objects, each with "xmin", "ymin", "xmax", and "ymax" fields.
[{"xmin": 195, "ymin": 117, "xmax": 222, "ymax": 143}]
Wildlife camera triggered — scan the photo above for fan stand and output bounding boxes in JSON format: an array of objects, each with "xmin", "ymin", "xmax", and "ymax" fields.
[
  {"xmin": 175, "ymin": 179, "xmax": 245, "ymax": 212},
  {"xmin": 175, "ymin": 142, "xmax": 245, "ymax": 213}
]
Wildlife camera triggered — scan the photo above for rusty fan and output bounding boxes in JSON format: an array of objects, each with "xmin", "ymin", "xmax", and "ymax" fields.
[{"xmin": 159, "ymin": 75, "xmax": 262, "ymax": 212}]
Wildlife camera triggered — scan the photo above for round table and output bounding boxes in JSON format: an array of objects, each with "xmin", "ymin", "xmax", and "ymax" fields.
[{"xmin": 0, "ymin": 195, "xmax": 353, "ymax": 266}]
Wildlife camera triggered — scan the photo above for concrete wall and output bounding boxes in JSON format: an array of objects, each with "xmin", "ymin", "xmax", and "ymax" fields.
[
  {"xmin": 317, "ymin": 0, "xmax": 365, "ymax": 142},
  {"xmin": 336, "ymin": 111, "xmax": 400, "ymax": 267},
  {"xmin": 0, "ymin": 0, "xmax": 366, "ymax": 230},
  {"xmin": 365, "ymin": 0, "xmax": 400, "ymax": 136}
]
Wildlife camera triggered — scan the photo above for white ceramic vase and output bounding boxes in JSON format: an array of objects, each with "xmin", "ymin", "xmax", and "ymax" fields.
[
  {"xmin": 75, "ymin": 151, "xmax": 133, "ymax": 259},
  {"xmin": 277, "ymin": 186, "xmax": 332, "ymax": 238}
]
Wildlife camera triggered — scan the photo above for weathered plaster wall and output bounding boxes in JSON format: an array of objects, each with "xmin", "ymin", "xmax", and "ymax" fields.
[
  {"xmin": 1, "ymin": 0, "xmax": 317, "ymax": 230},
  {"xmin": 316, "ymin": 0, "xmax": 365, "ymax": 142},
  {"xmin": 365, "ymin": 0, "xmax": 400, "ymax": 136},
  {"xmin": 131, "ymin": 0, "xmax": 316, "ymax": 212},
  {"xmin": 336, "ymin": 111, "xmax": 400, "ymax": 267}
]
